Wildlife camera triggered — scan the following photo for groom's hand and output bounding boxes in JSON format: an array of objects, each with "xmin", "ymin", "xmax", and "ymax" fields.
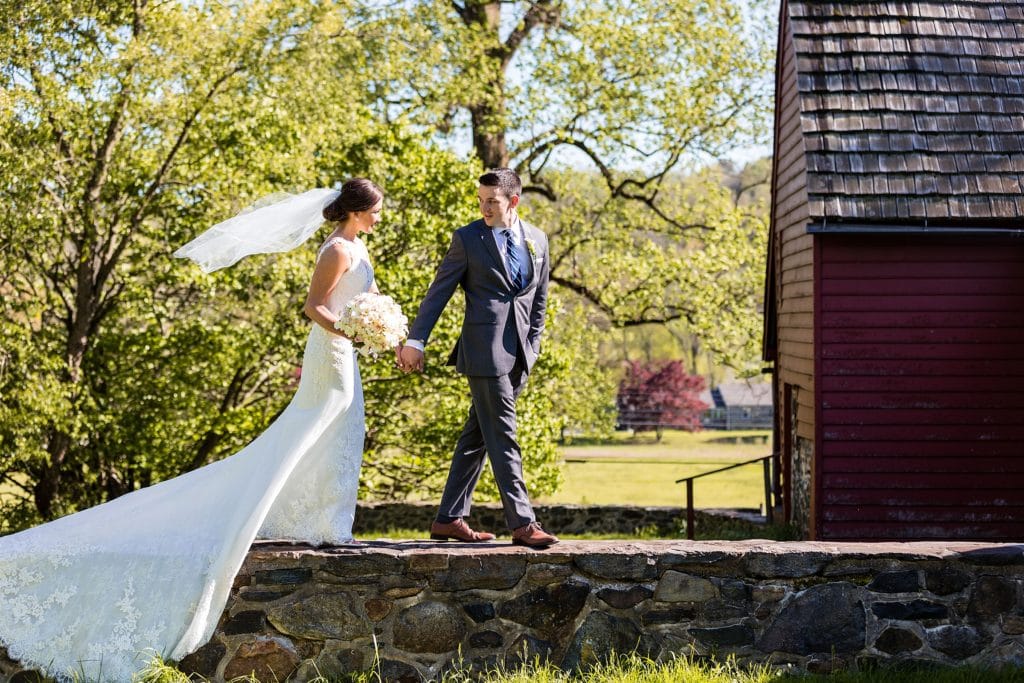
[{"xmin": 398, "ymin": 345, "xmax": 425, "ymax": 373}]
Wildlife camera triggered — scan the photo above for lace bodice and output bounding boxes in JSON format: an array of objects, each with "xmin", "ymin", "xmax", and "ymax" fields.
[{"xmin": 317, "ymin": 236, "xmax": 374, "ymax": 314}]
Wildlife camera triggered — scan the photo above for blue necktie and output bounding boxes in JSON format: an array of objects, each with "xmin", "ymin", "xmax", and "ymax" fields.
[{"xmin": 503, "ymin": 229, "xmax": 523, "ymax": 289}]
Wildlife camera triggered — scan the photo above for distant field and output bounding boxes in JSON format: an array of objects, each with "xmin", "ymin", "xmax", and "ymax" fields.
[
  {"xmin": 0, "ymin": 431, "xmax": 774, "ymax": 518},
  {"xmin": 537, "ymin": 429, "xmax": 773, "ymax": 510}
]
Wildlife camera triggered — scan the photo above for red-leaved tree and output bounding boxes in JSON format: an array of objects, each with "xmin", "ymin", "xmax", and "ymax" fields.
[{"xmin": 617, "ymin": 361, "xmax": 708, "ymax": 441}]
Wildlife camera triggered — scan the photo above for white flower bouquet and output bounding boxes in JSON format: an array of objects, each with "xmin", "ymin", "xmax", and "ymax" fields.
[{"xmin": 334, "ymin": 292, "xmax": 409, "ymax": 358}]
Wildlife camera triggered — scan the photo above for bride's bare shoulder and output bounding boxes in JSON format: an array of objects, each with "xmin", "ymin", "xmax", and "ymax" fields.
[
  {"xmin": 315, "ymin": 240, "xmax": 354, "ymax": 273},
  {"xmin": 317, "ymin": 236, "xmax": 354, "ymax": 259}
]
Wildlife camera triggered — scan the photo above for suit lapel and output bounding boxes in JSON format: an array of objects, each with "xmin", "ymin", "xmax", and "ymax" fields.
[
  {"xmin": 476, "ymin": 222, "xmax": 512, "ymax": 287},
  {"xmin": 521, "ymin": 221, "xmax": 538, "ymax": 287}
]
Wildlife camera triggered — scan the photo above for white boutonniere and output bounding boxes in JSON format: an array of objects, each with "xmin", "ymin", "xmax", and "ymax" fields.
[{"xmin": 525, "ymin": 238, "xmax": 538, "ymax": 257}]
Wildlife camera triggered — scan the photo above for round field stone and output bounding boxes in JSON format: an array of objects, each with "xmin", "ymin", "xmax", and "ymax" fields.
[
  {"xmin": 469, "ymin": 630, "xmax": 504, "ymax": 648},
  {"xmin": 654, "ymin": 571, "xmax": 717, "ymax": 602},
  {"xmin": 393, "ymin": 601, "xmax": 467, "ymax": 653},
  {"xmin": 968, "ymin": 576, "xmax": 1016, "ymax": 619},
  {"xmin": 875, "ymin": 627, "xmax": 922, "ymax": 654},
  {"xmin": 869, "ymin": 570, "xmax": 921, "ymax": 594},
  {"xmin": 563, "ymin": 611, "xmax": 650, "ymax": 670},
  {"xmin": 463, "ymin": 602, "xmax": 496, "ymax": 623},
  {"xmin": 928, "ymin": 625, "xmax": 989, "ymax": 660},
  {"xmin": 597, "ymin": 585, "xmax": 653, "ymax": 609},
  {"xmin": 758, "ymin": 583, "xmax": 865, "ymax": 655},
  {"xmin": 498, "ymin": 580, "xmax": 590, "ymax": 637},
  {"xmin": 223, "ymin": 636, "xmax": 300, "ymax": 681},
  {"xmin": 177, "ymin": 638, "xmax": 226, "ymax": 679},
  {"xmin": 365, "ymin": 598, "xmax": 393, "ymax": 621},
  {"xmin": 267, "ymin": 591, "xmax": 370, "ymax": 641},
  {"xmin": 925, "ymin": 568, "xmax": 971, "ymax": 596},
  {"xmin": 505, "ymin": 633, "xmax": 555, "ymax": 668},
  {"xmin": 378, "ymin": 658, "xmax": 424, "ymax": 683}
]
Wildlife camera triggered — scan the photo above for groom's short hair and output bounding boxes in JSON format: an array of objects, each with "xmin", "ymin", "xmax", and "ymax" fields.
[{"xmin": 479, "ymin": 168, "xmax": 522, "ymax": 198}]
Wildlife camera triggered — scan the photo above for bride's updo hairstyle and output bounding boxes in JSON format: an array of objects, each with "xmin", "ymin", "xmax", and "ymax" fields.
[{"xmin": 323, "ymin": 178, "xmax": 384, "ymax": 223}]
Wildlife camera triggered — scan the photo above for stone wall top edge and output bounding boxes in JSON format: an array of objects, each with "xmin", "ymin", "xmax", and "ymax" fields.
[
  {"xmin": 358, "ymin": 501, "xmax": 689, "ymax": 512},
  {"xmin": 246, "ymin": 539, "xmax": 1024, "ymax": 564}
]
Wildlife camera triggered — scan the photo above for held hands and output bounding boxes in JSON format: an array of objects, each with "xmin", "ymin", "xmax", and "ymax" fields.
[{"xmin": 395, "ymin": 344, "xmax": 425, "ymax": 374}]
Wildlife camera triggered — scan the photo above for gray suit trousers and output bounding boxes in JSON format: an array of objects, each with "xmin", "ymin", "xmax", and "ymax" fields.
[{"xmin": 436, "ymin": 359, "xmax": 535, "ymax": 530}]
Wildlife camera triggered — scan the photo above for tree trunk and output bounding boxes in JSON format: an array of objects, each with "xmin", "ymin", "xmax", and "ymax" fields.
[
  {"xmin": 460, "ymin": 1, "xmax": 510, "ymax": 169},
  {"xmin": 35, "ymin": 431, "xmax": 70, "ymax": 518},
  {"xmin": 470, "ymin": 105, "xmax": 509, "ymax": 168},
  {"xmin": 36, "ymin": 258, "xmax": 103, "ymax": 517}
]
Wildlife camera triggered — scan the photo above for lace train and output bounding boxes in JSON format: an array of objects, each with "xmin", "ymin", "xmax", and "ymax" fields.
[{"xmin": 0, "ymin": 236, "xmax": 373, "ymax": 681}]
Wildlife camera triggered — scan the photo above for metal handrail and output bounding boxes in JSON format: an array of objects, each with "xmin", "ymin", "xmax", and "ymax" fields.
[{"xmin": 675, "ymin": 454, "xmax": 775, "ymax": 540}]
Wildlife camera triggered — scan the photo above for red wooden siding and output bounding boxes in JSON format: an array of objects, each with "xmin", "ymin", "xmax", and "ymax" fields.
[
  {"xmin": 817, "ymin": 234, "xmax": 1024, "ymax": 541},
  {"xmin": 771, "ymin": 2, "xmax": 815, "ymax": 445}
]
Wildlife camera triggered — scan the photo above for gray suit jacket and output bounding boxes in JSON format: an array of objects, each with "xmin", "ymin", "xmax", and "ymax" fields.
[{"xmin": 408, "ymin": 218, "xmax": 550, "ymax": 377}]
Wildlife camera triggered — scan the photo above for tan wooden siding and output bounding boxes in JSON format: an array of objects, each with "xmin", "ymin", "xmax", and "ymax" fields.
[{"xmin": 771, "ymin": 6, "xmax": 815, "ymax": 444}]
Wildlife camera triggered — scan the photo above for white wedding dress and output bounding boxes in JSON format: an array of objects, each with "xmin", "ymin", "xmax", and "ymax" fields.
[{"xmin": 0, "ymin": 236, "xmax": 371, "ymax": 682}]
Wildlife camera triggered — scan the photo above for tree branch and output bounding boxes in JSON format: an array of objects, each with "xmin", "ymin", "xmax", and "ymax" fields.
[
  {"xmin": 92, "ymin": 57, "xmax": 249, "ymax": 303},
  {"xmin": 83, "ymin": 90, "xmax": 130, "ymax": 206},
  {"xmin": 450, "ymin": 0, "xmax": 470, "ymax": 23},
  {"xmin": 522, "ymin": 182, "xmax": 557, "ymax": 201},
  {"xmin": 26, "ymin": 64, "xmax": 77, "ymax": 166},
  {"xmin": 550, "ymin": 273, "xmax": 695, "ymax": 328},
  {"xmin": 84, "ymin": 0, "xmax": 146, "ymax": 207},
  {"xmin": 502, "ymin": 0, "xmax": 560, "ymax": 68}
]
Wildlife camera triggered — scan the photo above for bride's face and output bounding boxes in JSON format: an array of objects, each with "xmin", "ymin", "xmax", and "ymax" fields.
[{"xmin": 354, "ymin": 199, "xmax": 384, "ymax": 234}]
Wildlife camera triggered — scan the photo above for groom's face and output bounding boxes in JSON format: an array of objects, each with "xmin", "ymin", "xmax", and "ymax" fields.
[{"xmin": 478, "ymin": 185, "xmax": 519, "ymax": 228}]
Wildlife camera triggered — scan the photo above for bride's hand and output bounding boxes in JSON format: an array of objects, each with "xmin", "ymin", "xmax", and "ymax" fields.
[
  {"xmin": 398, "ymin": 345, "xmax": 424, "ymax": 373},
  {"xmin": 395, "ymin": 344, "xmax": 417, "ymax": 373}
]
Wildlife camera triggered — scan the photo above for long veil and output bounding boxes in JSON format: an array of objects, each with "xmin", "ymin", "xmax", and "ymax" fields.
[{"xmin": 174, "ymin": 188, "xmax": 339, "ymax": 272}]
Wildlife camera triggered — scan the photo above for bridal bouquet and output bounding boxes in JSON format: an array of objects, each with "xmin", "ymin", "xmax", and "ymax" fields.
[{"xmin": 335, "ymin": 293, "xmax": 409, "ymax": 358}]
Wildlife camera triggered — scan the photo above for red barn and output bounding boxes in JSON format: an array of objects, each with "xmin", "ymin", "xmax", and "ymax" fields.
[{"xmin": 764, "ymin": 0, "xmax": 1024, "ymax": 540}]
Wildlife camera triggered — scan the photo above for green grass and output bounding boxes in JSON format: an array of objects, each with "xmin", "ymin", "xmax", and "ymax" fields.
[
  {"xmin": 559, "ymin": 429, "xmax": 772, "ymax": 460},
  {"xmin": 354, "ymin": 527, "xmax": 674, "ymax": 542},
  {"xmin": 354, "ymin": 430, "xmax": 779, "ymax": 542},
  {"xmin": 355, "ymin": 520, "xmax": 798, "ymax": 543},
  {"xmin": 539, "ymin": 430, "xmax": 773, "ymax": 509},
  {"xmin": 136, "ymin": 652, "xmax": 1024, "ymax": 683}
]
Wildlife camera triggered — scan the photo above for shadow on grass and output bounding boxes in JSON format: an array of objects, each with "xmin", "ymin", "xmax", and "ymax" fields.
[
  {"xmin": 690, "ymin": 516, "xmax": 801, "ymax": 541},
  {"xmin": 359, "ymin": 518, "xmax": 802, "ymax": 542},
  {"xmin": 559, "ymin": 433, "xmax": 664, "ymax": 447}
]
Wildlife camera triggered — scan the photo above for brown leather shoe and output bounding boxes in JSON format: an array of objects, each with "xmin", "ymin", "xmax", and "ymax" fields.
[
  {"xmin": 512, "ymin": 521, "xmax": 559, "ymax": 548},
  {"xmin": 430, "ymin": 518, "xmax": 496, "ymax": 542}
]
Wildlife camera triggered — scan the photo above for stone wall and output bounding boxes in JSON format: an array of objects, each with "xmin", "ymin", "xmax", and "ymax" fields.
[
  {"xmin": 791, "ymin": 437, "xmax": 813, "ymax": 537},
  {"xmin": 160, "ymin": 540, "xmax": 1024, "ymax": 682}
]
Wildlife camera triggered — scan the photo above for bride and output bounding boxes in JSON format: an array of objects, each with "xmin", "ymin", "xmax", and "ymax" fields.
[{"xmin": 0, "ymin": 178, "xmax": 385, "ymax": 681}]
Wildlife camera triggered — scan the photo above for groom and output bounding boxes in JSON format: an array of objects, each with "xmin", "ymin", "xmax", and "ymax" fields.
[{"xmin": 397, "ymin": 169, "xmax": 558, "ymax": 548}]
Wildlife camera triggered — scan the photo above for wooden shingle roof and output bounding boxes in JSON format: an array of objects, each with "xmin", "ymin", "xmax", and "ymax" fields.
[{"xmin": 789, "ymin": 1, "xmax": 1024, "ymax": 226}]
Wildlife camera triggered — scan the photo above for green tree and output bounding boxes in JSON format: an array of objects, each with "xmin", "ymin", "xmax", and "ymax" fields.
[
  {"xmin": 0, "ymin": 0, "xmax": 773, "ymax": 533},
  {"xmin": 353, "ymin": 0, "xmax": 774, "ymax": 366},
  {"xmin": 0, "ymin": 0, "xmax": 613, "ymax": 530},
  {"xmin": 0, "ymin": 0, "xmax": 357, "ymax": 527}
]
